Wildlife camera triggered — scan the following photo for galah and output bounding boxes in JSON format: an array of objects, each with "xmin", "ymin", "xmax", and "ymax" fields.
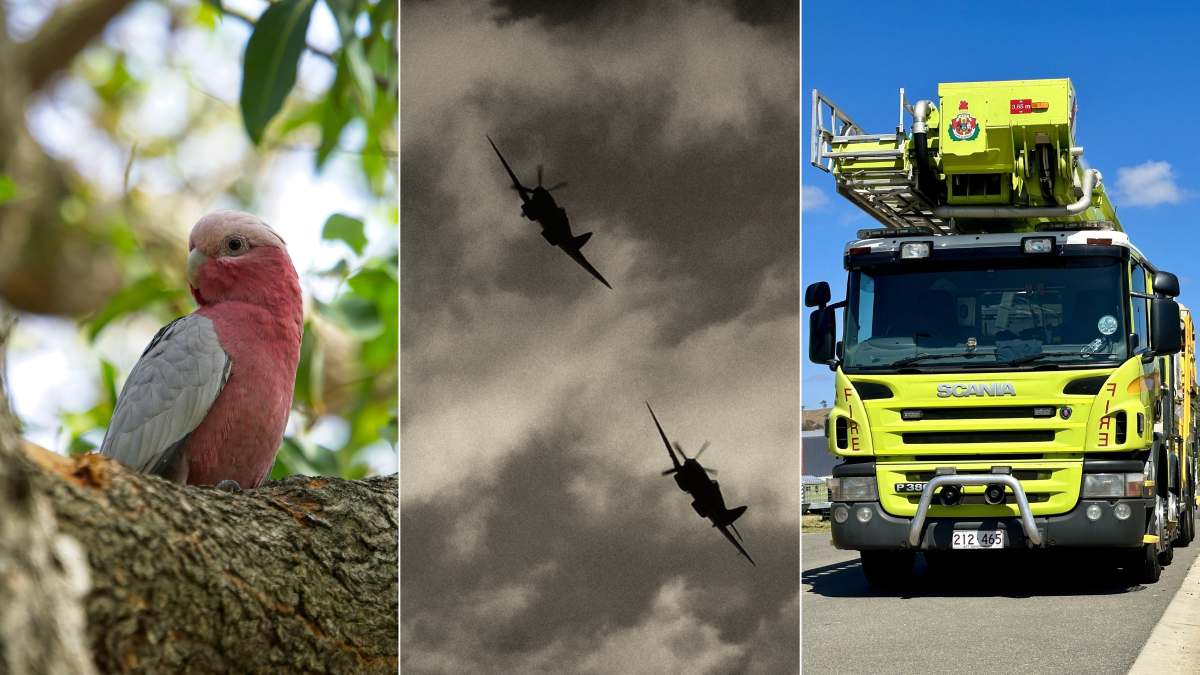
[{"xmin": 100, "ymin": 210, "xmax": 304, "ymax": 490}]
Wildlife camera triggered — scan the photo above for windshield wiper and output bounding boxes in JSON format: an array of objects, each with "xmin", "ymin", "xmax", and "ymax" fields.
[
  {"xmin": 1008, "ymin": 351, "xmax": 1119, "ymax": 366},
  {"xmin": 891, "ymin": 352, "xmax": 995, "ymax": 367}
]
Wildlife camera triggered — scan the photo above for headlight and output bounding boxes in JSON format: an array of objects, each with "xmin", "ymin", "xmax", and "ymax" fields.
[
  {"xmin": 828, "ymin": 476, "xmax": 878, "ymax": 501},
  {"xmin": 1082, "ymin": 473, "xmax": 1145, "ymax": 498},
  {"xmin": 900, "ymin": 242, "xmax": 930, "ymax": 259}
]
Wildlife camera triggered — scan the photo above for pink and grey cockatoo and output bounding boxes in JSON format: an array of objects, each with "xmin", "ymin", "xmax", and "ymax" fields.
[{"xmin": 99, "ymin": 210, "xmax": 303, "ymax": 490}]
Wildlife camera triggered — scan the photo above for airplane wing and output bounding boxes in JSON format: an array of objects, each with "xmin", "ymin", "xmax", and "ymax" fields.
[
  {"xmin": 559, "ymin": 244, "xmax": 613, "ymax": 289},
  {"xmin": 714, "ymin": 521, "xmax": 756, "ymax": 566},
  {"xmin": 487, "ymin": 136, "xmax": 531, "ymax": 204},
  {"xmin": 647, "ymin": 403, "xmax": 683, "ymax": 473}
]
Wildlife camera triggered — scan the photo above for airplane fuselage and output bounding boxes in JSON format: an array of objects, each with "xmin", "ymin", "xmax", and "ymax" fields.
[
  {"xmin": 674, "ymin": 460, "xmax": 731, "ymax": 522},
  {"xmin": 522, "ymin": 189, "xmax": 572, "ymax": 244}
]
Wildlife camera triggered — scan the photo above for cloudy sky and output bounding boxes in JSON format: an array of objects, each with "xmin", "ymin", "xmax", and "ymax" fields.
[{"xmin": 400, "ymin": 0, "xmax": 798, "ymax": 672}]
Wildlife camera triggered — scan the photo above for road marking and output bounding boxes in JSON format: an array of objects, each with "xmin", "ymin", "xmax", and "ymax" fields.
[{"xmin": 1128, "ymin": 555, "xmax": 1200, "ymax": 674}]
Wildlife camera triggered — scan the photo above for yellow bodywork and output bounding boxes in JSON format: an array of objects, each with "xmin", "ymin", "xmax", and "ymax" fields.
[{"xmin": 828, "ymin": 353, "xmax": 1159, "ymax": 518}]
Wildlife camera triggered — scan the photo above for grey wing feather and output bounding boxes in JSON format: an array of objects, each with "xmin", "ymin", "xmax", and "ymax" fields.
[{"xmin": 99, "ymin": 314, "xmax": 231, "ymax": 475}]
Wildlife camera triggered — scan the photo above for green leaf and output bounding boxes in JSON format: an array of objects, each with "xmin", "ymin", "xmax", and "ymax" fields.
[
  {"xmin": 314, "ymin": 295, "xmax": 382, "ymax": 340},
  {"xmin": 378, "ymin": 413, "xmax": 396, "ymax": 450},
  {"xmin": 202, "ymin": 0, "xmax": 222, "ymax": 16},
  {"xmin": 316, "ymin": 64, "xmax": 352, "ymax": 168},
  {"xmin": 322, "ymin": 214, "xmax": 366, "ymax": 255},
  {"xmin": 86, "ymin": 276, "xmax": 183, "ymax": 341},
  {"xmin": 345, "ymin": 40, "xmax": 376, "ymax": 113},
  {"xmin": 0, "ymin": 176, "xmax": 13, "ymax": 205},
  {"xmin": 270, "ymin": 436, "xmax": 321, "ymax": 478},
  {"xmin": 346, "ymin": 267, "xmax": 394, "ymax": 301},
  {"xmin": 316, "ymin": 259, "xmax": 350, "ymax": 278},
  {"xmin": 239, "ymin": 0, "xmax": 317, "ymax": 145}
]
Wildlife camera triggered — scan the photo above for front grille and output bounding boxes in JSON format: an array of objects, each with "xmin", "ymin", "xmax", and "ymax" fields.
[
  {"xmin": 902, "ymin": 431, "xmax": 1056, "ymax": 445},
  {"xmin": 912, "ymin": 453, "xmax": 1045, "ymax": 461},
  {"xmin": 902, "ymin": 470, "xmax": 1044, "ymax": 482},
  {"xmin": 904, "ymin": 493, "xmax": 1050, "ymax": 504},
  {"xmin": 901, "ymin": 406, "xmax": 1054, "ymax": 421}
]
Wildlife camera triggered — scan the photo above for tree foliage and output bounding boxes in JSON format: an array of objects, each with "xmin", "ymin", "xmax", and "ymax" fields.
[{"xmin": 10, "ymin": 0, "xmax": 398, "ymax": 480}]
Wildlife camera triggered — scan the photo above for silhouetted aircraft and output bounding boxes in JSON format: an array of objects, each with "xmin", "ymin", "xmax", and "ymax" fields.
[
  {"xmin": 646, "ymin": 402, "xmax": 755, "ymax": 566},
  {"xmin": 487, "ymin": 136, "xmax": 611, "ymax": 289}
]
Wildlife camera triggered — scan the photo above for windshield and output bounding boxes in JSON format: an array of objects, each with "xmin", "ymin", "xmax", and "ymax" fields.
[{"xmin": 843, "ymin": 257, "xmax": 1128, "ymax": 371}]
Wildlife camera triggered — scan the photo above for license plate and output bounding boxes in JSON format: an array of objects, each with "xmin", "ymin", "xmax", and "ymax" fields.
[
  {"xmin": 895, "ymin": 482, "xmax": 928, "ymax": 493},
  {"xmin": 952, "ymin": 530, "xmax": 1005, "ymax": 550}
]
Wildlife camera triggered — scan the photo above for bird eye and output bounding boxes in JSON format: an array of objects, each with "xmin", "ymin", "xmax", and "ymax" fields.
[{"xmin": 223, "ymin": 235, "xmax": 249, "ymax": 256}]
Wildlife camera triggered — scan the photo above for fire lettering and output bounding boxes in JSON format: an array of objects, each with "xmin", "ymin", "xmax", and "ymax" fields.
[
  {"xmin": 851, "ymin": 437, "xmax": 860, "ymax": 451},
  {"xmin": 1099, "ymin": 417, "xmax": 1111, "ymax": 430},
  {"xmin": 1099, "ymin": 432, "xmax": 1109, "ymax": 447},
  {"xmin": 843, "ymin": 387, "xmax": 853, "ymax": 401},
  {"xmin": 1106, "ymin": 383, "xmax": 1117, "ymax": 396},
  {"xmin": 1105, "ymin": 400, "xmax": 1111, "ymax": 414}
]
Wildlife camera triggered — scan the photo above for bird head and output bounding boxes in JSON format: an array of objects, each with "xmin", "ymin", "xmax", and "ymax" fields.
[{"xmin": 186, "ymin": 210, "xmax": 296, "ymax": 308}]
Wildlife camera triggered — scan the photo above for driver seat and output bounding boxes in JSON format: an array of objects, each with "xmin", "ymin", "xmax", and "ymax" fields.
[{"xmin": 917, "ymin": 290, "xmax": 961, "ymax": 347}]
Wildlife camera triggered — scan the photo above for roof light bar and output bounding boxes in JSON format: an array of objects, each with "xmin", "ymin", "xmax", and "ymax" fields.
[
  {"xmin": 1035, "ymin": 220, "xmax": 1115, "ymax": 232},
  {"xmin": 855, "ymin": 225, "xmax": 935, "ymax": 240}
]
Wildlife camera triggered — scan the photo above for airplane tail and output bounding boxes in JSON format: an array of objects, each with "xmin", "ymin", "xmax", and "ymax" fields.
[
  {"xmin": 572, "ymin": 232, "xmax": 593, "ymax": 248},
  {"xmin": 725, "ymin": 505, "xmax": 748, "ymax": 525}
]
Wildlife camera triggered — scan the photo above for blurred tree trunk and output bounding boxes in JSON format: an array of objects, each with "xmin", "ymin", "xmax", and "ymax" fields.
[
  {"xmin": 0, "ymin": 397, "xmax": 97, "ymax": 675},
  {"xmin": 0, "ymin": 0, "xmax": 130, "ymax": 316}
]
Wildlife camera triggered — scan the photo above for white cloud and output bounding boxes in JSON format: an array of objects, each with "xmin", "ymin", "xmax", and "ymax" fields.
[
  {"xmin": 1116, "ymin": 160, "xmax": 1188, "ymax": 207},
  {"xmin": 801, "ymin": 184, "xmax": 828, "ymax": 212},
  {"xmin": 575, "ymin": 578, "xmax": 746, "ymax": 675}
]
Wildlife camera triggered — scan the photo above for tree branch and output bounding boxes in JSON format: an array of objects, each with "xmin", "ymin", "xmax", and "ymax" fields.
[
  {"xmin": 13, "ymin": 442, "xmax": 399, "ymax": 673},
  {"xmin": 18, "ymin": 0, "xmax": 138, "ymax": 92}
]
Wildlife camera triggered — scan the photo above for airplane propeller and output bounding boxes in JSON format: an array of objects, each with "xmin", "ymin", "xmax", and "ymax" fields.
[{"xmin": 671, "ymin": 441, "xmax": 717, "ymax": 475}]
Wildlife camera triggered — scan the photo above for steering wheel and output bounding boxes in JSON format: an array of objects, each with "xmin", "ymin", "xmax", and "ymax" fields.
[{"xmin": 883, "ymin": 319, "xmax": 938, "ymax": 338}]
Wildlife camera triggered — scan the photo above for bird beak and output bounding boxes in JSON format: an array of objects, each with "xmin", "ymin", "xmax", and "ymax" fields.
[{"xmin": 186, "ymin": 248, "xmax": 210, "ymax": 288}]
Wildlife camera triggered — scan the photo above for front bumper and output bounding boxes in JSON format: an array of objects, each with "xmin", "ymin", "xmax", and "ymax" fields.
[{"xmin": 831, "ymin": 499, "xmax": 1151, "ymax": 550}]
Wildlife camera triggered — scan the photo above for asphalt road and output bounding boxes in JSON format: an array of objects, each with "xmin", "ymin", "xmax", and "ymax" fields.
[{"xmin": 802, "ymin": 532, "xmax": 1200, "ymax": 675}]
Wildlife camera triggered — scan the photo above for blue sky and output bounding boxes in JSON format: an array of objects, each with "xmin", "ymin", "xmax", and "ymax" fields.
[{"xmin": 802, "ymin": 2, "xmax": 1200, "ymax": 408}]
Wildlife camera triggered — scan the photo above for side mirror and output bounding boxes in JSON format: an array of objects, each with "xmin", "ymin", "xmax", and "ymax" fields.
[
  {"xmin": 808, "ymin": 306, "xmax": 837, "ymax": 365},
  {"xmin": 805, "ymin": 281, "xmax": 831, "ymax": 308},
  {"xmin": 1152, "ymin": 298, "xmax": 1183, "ymax": 355},
  {"xmin": 1154, "ymin": 271, "xmax": 1181, "ymax": 298}
]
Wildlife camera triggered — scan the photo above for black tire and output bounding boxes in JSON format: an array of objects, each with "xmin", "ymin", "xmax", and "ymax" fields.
[
  {"xmin": 1181, "ymin": 488, "xmax": 1196, "ymax": 547},
  {"xmin": 860, "ymin": 550, "xmax": 916, "ymax": 590},
  {"xmin": 922, "ymin": 550, "xmax": 953, "ymax": 573},
  {"xmin": 1125, "ymin": 544, "xmax": 1162, "ymax": 585},
  {"xmin": 1160, "ymin": 537, "xmax": 1175, "ymax": 566},
  {"xmin": 1178, "ymin": 503, "xmax": 1194, "ymax": 547}
]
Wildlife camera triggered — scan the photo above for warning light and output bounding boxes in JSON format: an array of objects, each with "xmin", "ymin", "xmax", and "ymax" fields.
[{"xmin": 1031, "ymin": 101, "xmax": 1050, "ymax": 110}]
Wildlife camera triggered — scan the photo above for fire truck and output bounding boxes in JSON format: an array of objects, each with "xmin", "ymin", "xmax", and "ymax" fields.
[{"xmin": 806, "ymin": 79, "xmax": 1194, "ymax": 587}]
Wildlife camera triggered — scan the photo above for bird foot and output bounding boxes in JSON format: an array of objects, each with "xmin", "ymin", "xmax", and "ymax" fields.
[{"xmin": 215, "ymin": 480, "xmax": 243, "ymax": 493}]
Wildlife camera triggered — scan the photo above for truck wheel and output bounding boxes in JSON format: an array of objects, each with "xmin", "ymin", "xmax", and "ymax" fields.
[
  {"xmin": 922, "ymin": 550, "xmax": 953, "ymax": 573},
  {"xmin": 1159, "ymin": 539, "xmax": 1174, "ymax": 566},
  {"xmin": 860, "ymin": 550, "xmax": 915, "ymax": 590},
  {"xmin": 1125, "ymin": 544, "xmax": 1162, "ymax": 585},
  {"xmin": 1182, "ymin": 487, "xmax": 1197, "ymax": 547}
]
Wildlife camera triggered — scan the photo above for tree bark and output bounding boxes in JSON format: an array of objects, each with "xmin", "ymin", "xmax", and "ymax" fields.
[{"xmin": 6, "ymin": 442, "xmax": 398, "ymax": 674}]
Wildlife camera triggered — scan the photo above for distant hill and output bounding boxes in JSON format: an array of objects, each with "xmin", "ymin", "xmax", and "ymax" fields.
[{"xmin": 802, "ymin": 408, "xmax": 830, "ymax": 431}]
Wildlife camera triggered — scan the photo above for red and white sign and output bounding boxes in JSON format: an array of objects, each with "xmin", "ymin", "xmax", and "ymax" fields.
[{"xmin": 1011, "ymin": 99, "xmax": 1033, "ymax": 114}]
